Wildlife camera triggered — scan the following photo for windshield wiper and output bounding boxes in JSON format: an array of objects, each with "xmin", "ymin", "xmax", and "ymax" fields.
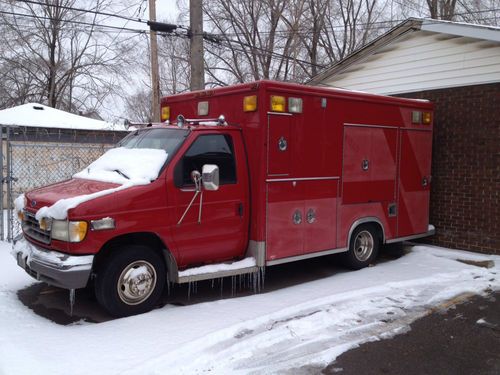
[{"xmin": 113, "ymin": 169, "xmax": 130, "ymax": 180}]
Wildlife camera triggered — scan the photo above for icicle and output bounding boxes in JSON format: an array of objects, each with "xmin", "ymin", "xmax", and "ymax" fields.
[
  {"xmin": 211, "ymin": 278, "xmax": 215, "ymax": 289},
  {"xmin": 188, "ymin": 281, "xmax": 192, "ymax": 300},
  {"xmin": 69, "ymin": 289, "xmax": 75, "ymax": 316},
  {"xmin": 220, "ymin": 277, "xmax": 224, "ymax": 297}
]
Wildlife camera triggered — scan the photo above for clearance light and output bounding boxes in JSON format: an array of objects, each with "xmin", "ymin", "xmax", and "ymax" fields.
[
  {"xmin": 198, "ymin": 101, "xmax": 209, "ymax": 116},
  {"xmin": 243, "ymin": 95, "xmax": 257, "ymax": 112},
  {"xmin": 412, "ymin": 111, "xmax": 422, "ymax": 124},
  {"xmin": 161, "ymin": 106, "xmax": 170, "ymax": 122},
  {"xmin": 422, "ymin": 112, "xmax": 432, "ymax": 125},
  {"xmin": 288, "ymin": 97, "xmax": 303, "ymax": 113},
  {"xmin": 270, "ymin": 96, "xmax": 286, "ymax": 112},
  {"xmin": 17, "ymin": 210, "xmax": 24, "ymax": 222}
]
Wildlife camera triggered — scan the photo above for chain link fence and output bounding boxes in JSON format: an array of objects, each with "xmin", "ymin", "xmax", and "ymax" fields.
[
  {"xmin": 8, "ymin": 143, "xmax": 111, "ymax": 240},
  {"xmin": 1, "ymin": 125, "xmax": 126, "ymax": 242}
]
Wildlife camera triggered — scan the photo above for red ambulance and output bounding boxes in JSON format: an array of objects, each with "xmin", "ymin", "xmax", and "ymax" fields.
[{"xmin": 15, "ymin": 80, "xmax": 434, "ymax": 316}]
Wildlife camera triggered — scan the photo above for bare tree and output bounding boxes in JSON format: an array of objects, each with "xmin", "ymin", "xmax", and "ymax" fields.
[
  {"xmin": 426, "ymin": 0, "xmax": 458, "ymax": 19},
  {"xmin": 0, "ymin": 0, "xmax": 135, "ymax": 115}
]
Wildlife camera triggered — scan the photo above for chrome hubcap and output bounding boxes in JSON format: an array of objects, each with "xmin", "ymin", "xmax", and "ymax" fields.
[
  {"xmin": 353, "ymin": 230, "xmax": 374, "ymax": 262},
  {"xmin": 117, "ymin": 260, "xmax": 157, "ymax": 305}
]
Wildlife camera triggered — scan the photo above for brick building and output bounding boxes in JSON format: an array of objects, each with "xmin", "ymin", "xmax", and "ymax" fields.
[{"xmin": 309, "ymin": 18, "xmax": 500, "ymax": 254}]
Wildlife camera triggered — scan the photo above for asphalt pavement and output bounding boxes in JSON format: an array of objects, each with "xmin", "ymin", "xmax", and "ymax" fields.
[{"xmin": 323, "ymin": 291, "xmax": 500, "ymax": 375}]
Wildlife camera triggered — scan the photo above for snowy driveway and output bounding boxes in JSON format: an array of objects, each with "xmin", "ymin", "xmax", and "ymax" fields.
[{"xmin": 0, "ymin": 242, "xmax": 498, "ymax": 375}]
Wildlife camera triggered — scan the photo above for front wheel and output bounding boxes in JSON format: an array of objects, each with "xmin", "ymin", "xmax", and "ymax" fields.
[
  {"xmin": 342, "ymin": 225, "xmax": 380, "ymax": 270},
  {"xmin": 95, "ymin": 245, "xmax": 166, "ymax": 317}
]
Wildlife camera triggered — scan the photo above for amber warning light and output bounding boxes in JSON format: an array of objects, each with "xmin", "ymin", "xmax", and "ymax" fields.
[{"xmin": 161, "ymin": 106, "xmax": 170, "ymax": 122}]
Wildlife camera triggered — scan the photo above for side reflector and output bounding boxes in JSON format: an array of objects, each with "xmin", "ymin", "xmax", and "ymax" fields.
[
  {"xmin": 161, "ymin": 106, "xmax": 170, "ymax": 122},
  {"xmin": 243, "ymin": 95, "xmax": 257, "ymax": 112},
  {"xmin": 198, "ymin": 101, "xmax": 209, "ymax": 116},
  {"xmin": 270, "ymin": 96, "xmax": 286, "ymax": 112},
  {"xmin": 412, "ymin": 111, "xmax": 422, "ymax": 124},
  {"xmin": 288, "ymin": 97, "xmax": 303, "ymax": 113},
  {"xmin": 422, "ymin": 112, "xmax": 432, "ymax": 124}
]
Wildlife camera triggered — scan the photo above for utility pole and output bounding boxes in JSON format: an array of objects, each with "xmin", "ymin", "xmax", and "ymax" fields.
[
  {"xmin": 189, "ymin": 0, "xmax": 204, "ymax": 91},
  {"xmin": 148, "ymin": 0, "xmax": 160, "ymax": 122}
]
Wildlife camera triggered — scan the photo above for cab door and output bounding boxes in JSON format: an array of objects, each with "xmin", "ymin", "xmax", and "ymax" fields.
[{"xmin": 168, "ymin": 131, "xmax": 249, "ymax": 267}]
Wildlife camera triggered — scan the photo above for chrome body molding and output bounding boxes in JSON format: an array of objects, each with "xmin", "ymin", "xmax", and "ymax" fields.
[
  {"xmin": 246, "ymin": 240, "xmax": 266, "ymax": 267},
  {"xmin": 266, "ymin": 176, "xmax": 340, "ymax": 183},
  {"xmin": 266, "ymin": 247, "xmax": 348, "ymax": 266},
  {"xmin": 267, "ymin": 112, "xmax": 293, "ymax": 116},
  {"xmin": 385, "ymin": 227, "xmax": 436, "ymax": 244}
]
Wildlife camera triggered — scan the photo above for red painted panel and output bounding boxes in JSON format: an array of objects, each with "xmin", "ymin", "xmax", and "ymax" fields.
[
  {"xmin": 342, "ymin": 126, "xmax": 398, "ymax": 204},
  {"xmin": 267, "ymin": 181, "xmax": 304, "ymax": 260},
  {"xmin": 303, "ymin": 180, "xmax": 338, "ymax": 253},
  {"xmin": 268, "ymin": 115, "xmax": 291, "ymax": 176},
  {"xmin": 167, "ymin": 131, "xmax": 249, "ymax": 268},
  {"xmin": 398, "ymin": 130, "xmax": 433, "ymax": 237}
]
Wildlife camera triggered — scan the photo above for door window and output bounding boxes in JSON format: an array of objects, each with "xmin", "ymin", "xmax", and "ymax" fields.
[{"xmin": 175, "ymin": 134, "xmax": 237, "ymax": 187}]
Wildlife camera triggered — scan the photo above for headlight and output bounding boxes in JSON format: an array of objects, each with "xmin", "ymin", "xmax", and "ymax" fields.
[{"xmin": 51, "ymin": 220, "xmax": 88, "ymax": 242}]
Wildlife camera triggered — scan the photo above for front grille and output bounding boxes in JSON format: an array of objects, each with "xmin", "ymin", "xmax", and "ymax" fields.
[{"xmin": 23, "ymin": 210, "xmax": 51, "ymax": 244}]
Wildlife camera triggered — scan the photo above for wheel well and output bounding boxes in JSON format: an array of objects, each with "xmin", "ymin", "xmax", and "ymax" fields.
[
  {"xmin": 93, "ymin": 232, "xmax": 175, "ymax": 275},
  {"xmin": 348, "ymin": 219, "xmax": 385, "ymax": 249}
]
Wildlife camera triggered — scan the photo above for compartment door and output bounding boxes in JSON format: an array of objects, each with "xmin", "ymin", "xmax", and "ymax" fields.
[
  {"xmin": 266, "ymin": 181, "xmax": 304, "ymax": 260},
  {"xmin": 267, "ymin": 114, "xmax": 292, "ymax": 176},
  {"xmin": 342, "ymin": 126, "xmax": 398, "ymax": 204},
  {"xmin": 398, "ymin": 130, "xmax": 433, "ymax": 237},
  {"xmin": 303, "ymin": 179, "xmax": 338, "ymax": 253}
]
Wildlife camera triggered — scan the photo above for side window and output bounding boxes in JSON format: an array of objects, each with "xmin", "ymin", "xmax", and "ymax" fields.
[{"xmin": 175, "ymin": 134, "xmax": 237, "ymax": 187}]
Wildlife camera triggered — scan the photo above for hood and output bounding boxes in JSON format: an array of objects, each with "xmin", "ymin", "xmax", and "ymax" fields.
[{"xmin": 26, "ymin": 178, "xmax": 119, "ymax": 211}]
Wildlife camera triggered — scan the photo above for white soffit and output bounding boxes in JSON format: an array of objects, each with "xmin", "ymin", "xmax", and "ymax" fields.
[
  {"xmin": 323, "ymin": 29, "xmax": 500, "ymax": 95},
  {"xmin": 421, "ymin": 19, "xmax": 500, "ymax": 43}
]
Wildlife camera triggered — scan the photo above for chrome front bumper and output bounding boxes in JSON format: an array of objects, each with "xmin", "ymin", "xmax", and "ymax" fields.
[{"xmin": 13, "ymin": 237, "xmax": 94, "ymax": 290}]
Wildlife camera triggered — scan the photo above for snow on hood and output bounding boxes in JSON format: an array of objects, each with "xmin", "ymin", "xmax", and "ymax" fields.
[
  {"xmin": 73, "ymin": 147, "xmax": 168, "ymax": 185},
  {"xmin": 35, "ymin": 148, "xmax": 168, "ymax": 221}
]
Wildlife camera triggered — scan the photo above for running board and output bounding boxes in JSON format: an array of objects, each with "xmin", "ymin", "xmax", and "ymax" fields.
[{"xmin": 176, "ymin": 258, "xmax": 258, "ymax": 284}]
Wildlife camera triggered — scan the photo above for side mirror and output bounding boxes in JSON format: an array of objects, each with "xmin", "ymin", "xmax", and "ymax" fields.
[{"xmin": 202, "ymin": 164, "xmax": 219, "ymax": 191}]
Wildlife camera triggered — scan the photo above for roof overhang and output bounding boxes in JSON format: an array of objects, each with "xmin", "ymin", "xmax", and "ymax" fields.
[{"xmin": 308, "ymin": 17, "xmax": 500, "ymax": 85}]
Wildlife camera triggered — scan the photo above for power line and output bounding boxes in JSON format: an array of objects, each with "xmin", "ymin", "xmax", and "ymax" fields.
[
  {"xmin": 0, "ymin": 9, "xmax": 148, "ymax": 34},
  {"xmin": 13, "ymin": 0, "xmax": 149, "ymax": 24}
]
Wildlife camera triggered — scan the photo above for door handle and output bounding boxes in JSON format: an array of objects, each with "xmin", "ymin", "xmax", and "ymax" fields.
[{"xmin": 238, "ymin": 203, "xmax": 244, "ymax": 217}]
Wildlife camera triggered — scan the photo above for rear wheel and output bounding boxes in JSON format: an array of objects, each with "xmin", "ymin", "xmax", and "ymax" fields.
[
  {"xmin": 95, "ymin": 245, "xmax": 166, "ymax": 317},
  {"xmin": 342, "ymin": 225, "xmax": 380, "ymax": 270}
]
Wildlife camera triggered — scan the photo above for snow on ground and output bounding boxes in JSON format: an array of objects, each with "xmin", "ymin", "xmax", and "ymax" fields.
[{"xmin": 0, "ymin": 242, "xmax": 498, "ymax": 375}]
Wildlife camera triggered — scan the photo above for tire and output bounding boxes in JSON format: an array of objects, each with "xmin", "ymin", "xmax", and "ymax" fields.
[
  {"xmin": 342, "ymin": 225, "xmax": 380, "ymax": 270},
  {"xmin": 95, "ymin": 245, "xmax": 166, "ymax": 317}
]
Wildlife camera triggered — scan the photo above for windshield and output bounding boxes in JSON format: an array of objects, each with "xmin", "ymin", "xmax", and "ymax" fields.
[
  {"xmin": 119, "ymin": 128, "xmax": 188, "ymax": 154},
  {"xmin": 73, "ymin": 128, "xmax": 188, "ymax": 185}
]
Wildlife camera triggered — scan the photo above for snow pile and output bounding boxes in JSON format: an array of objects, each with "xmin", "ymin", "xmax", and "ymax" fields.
[
  {"xmin": 0, "ymin": 243, "xmax": 498, "ymax": 375},
  {"xmin": 14, "ymin": 194, "xmax": 25, "ymax": 215},
  {"xmin": 0, "ymin": 103, "xmax": 125, "ymax": 131},
  {"xmin": 179, "ymin": 257, "xmax": 257, "ymax": 277},
  {"xmin": 35, "ymin": 148, "xmax": 168, "ymax": 221}
]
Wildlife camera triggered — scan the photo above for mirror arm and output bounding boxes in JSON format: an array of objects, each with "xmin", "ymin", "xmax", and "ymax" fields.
[
  {"xmin": 177, "ymin": 190, "xmax": 201, "ymax": 225},
  {"xmin": 198, "ymin": 191, "xmax": 203, "ymax": 224}
]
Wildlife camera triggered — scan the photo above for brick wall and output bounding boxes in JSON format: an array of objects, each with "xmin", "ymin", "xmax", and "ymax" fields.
[{"xmin": 396, "ymin": 83, "xmax": 500, "ymax": 254}]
